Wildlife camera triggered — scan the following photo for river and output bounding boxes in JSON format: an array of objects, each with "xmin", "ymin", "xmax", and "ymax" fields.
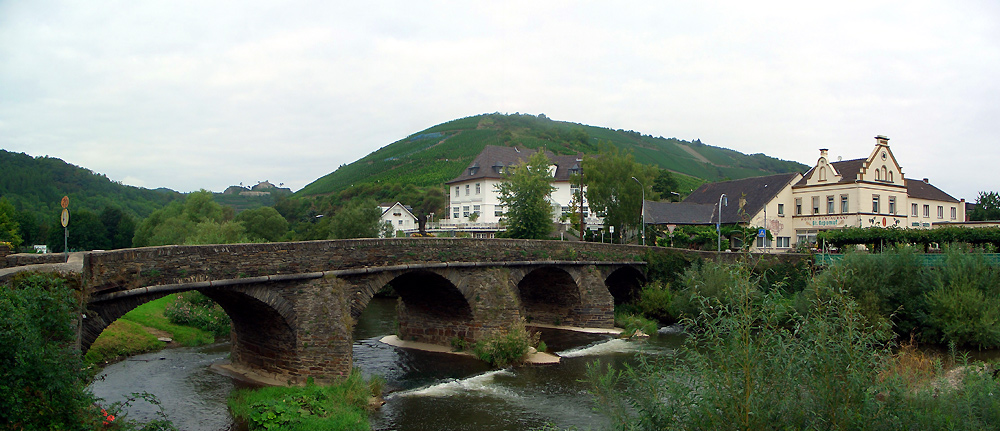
[{"xmin": 89, "ymin": 297, "xmax": 685, "ymax": 430}]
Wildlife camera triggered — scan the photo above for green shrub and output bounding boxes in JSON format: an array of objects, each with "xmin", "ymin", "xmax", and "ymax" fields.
[
  {"xmin": 923, "ymin": 250, "xmax": 1000, "ymax": 349},
  {"xmin": 636, "ymin": 281, "xmax": 675, "ymax": 323},
  {"xmin": 0, "ymin": 274, "xmax": 97, "ymax": 430},
  {"xmin": 164, "ymin": 291, "xmax": 231, "ymax": 337},
  {"xmin": 228, "ymin": 369, "xmax": 379, "ymax": 431},
  {"xmin": 613, "ymin": 312, "xmax": 657, "ymax": 337},
  {"xmin": 84, "ymin": 319, "xmax": 164, "ymax": 366},
  {"xmin": 472, "ymin": 322, "xmax": 540, "ymax": 368},
  {"xmin": 806, "ymin": 246, "xmax": 929, "ymax": 335},
  {"xmin": 669, "ymin": 260, "xmax": 752, "ymax": 319}
]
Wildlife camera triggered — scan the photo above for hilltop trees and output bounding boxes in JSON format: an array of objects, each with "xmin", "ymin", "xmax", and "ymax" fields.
[
  {"xmin": 0, "ymin": 198, "xmax": 22, "ymax": 249},
  {"xmin": 496, "ymin": 150, "xmax": 556, "ymax": 239}
]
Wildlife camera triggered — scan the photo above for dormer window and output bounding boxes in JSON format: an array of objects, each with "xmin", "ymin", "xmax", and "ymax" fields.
[
  {"xmin": 468, "ymin": 162, "xmax": 480, "ymax": 176},
  {"xmin": 568, "ymin": 163, "xmax": 581, "ymax": 176},
  {"xmin": 492, "ymin": 161, "xmax": 504, "ymax": 174}
]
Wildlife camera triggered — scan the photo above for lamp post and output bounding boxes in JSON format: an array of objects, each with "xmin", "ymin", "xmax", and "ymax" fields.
[
  {"xmin": 716, "ymin": 194, "xmax": 728, "ymax": 252},
  {"xmin": 631, "ymin": 176, "xmax": 645, "ymax": 246}
]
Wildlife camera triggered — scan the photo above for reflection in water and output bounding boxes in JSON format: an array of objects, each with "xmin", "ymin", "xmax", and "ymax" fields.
[
  {"xmin": 88, "ymin": 296, "xmax": 686, "ymax": 431},
  {"xmin": 88, "ymin": 343, "xmax": 242, "ymax": 431}
]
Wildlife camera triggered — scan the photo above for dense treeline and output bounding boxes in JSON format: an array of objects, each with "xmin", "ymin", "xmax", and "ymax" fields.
[{"xmin": 0, "ymin": 149, "xmax": 181, "ymax": 221}]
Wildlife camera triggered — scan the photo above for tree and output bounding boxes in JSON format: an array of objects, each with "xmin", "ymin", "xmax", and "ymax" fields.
[
  {"xmin": 235, "ymin": 206, "xmax": 289, "ymax": 242},
  {"xmin": 0, "ymin": 197, "xmax": 23, "ymax": 249},
  {"xmin": 969, "ymin": 191, "xmax": 1000, "ymax": 221},
  {"xmin": 652, "ymin": 169, "xmax": 680, "ymax": 201},
  {"xmin": 47, "ymin": 209, "xmax": 108, "ymax": 252},
  {"xmin": 582, "ymin": 143, "xmax": 658, "ymax": 243},
  {"xmin": 496, "ymin": 150, "xmax": 556, "ymax": 239},
  {"xmin": 99, "ymin": 207, "xmax": 136, "ymax": 249},
  {"xmin": 132, "ymin": 190, "xmax": 239, "ymax": 246},
  {"xmin": 330, "ymin": 198, "xmax": 383, "ymax": 239}
]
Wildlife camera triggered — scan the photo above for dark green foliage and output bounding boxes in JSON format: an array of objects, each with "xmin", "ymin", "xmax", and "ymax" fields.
[
  {"xmin": 295, "ymin": 113, "xmax": 806, "ymax": 198},
  {"xmin": 613, "ymin": 311, "xmax": 658, "ymax": 337},
  {"xmin": 235, "ymin": 206, "xmax": 289, "ymax": 242},
  {"xmin": 163, "ymin": 291, "xmax": 232, "ymax": 337},
  {"xmin": 100, "ymin": 206, "xmax": 138, "ymax": 250},
  {"xmin": 969, "ymin": 191, "xmax": 1000, "ymax": 221},
  {"xmin": 642, "ymin": 249, "xmax": 695, "ymax": 286},
  {"xmin": 46, "ymin": 208, "xmax": 108, "ymax": 252},
  {"xmin": 923, "ymin": 250, "xmax": 1000, "ymax": 349},
  {"xmin": 329, "ymin": 198, "xmax": 382, "ymax": 239},
  {"xmin": 651, "ymin": 169, "xmax": 680, "ymax": 201},
  {"xmin": 0, "ymin": 273, "xmax": 96, "ymax": 430},
  {"xmin": 0, "ymin": 198, "xmax": 23, "ymax": 249},
  {"xmin": 134, "ymin": 190, "xmax": 257, "ymax": 246},
  {"xmin": 228, "ymin": 369, "xmax": 380, "ymax": 431},
  {"xmin": 495, "ymin": 150, "xmax": 556, "ymax": 239},
  {"xmin": 582, "ymin": 143, "xmax": 658, "ymax": 243}
]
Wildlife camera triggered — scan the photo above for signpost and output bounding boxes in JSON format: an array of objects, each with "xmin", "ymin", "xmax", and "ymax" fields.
[{"xmin": 60, "ymin": 196, "xmax": 69, "ymax": 254}]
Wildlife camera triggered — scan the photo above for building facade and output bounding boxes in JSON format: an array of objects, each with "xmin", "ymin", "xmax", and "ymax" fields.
[
  {"xmin": 443, "ymin": 146, "xmax": 601, "ymax": 236},
  {"xmin": 678, "ymin": 136, "xmax": 965, "ymax": 252}
]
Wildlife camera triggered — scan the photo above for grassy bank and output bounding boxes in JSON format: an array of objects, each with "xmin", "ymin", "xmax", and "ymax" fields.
[
  {"xmin": 228, "ymin": 370, "xmax": 383, "ymax": 431},
  {"xmin": 85, "ymin": 294, "xmax": 217, "ymax": 366}
]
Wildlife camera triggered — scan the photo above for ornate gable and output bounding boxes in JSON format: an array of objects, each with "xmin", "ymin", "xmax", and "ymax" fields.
[{"xmin": 861, "ymin": 135, "xmax": 904, "ymax": 185}]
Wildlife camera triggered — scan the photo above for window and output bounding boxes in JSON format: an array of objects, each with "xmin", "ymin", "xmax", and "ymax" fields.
[
  {"xmin": 795, "ymin": 198, "xmax": 802, "ymax": 215},
  {"xmin": 473, "ymin": 205, "xmax": 480, "ymax": 215},
  {"xmin": 912, "ymin": 203, "xmax": 918, "ymax": 216},
  {"xmin": 777, "ymin": 203, "xmax": 784, "ymax": 216},
  {"xmin": 951, "ymin": 207, "xmax": 957, "ymax": 220},
  {"xmin": 495, "ymin": 206, "xmax": 504, "ymax": 217},
  {"xmin": 889, "ymin": 196, "xmax": 896, "ymax": 215},
  {"xmin": 923, "ymin": 204, "xmax": 930, "ymax": 218},
  {"xmin": 475, "ymin": 183, "xmax": 481, "ymax": 194},
  {"xmin": 819, "ymin": 167, "xmax": 827, "ymax": 181},
  {"xmin": 875, "ymin": 169, "xmax": 881, "ymax": 181},
  {"xmin": 888, "ymin": 171, "xmax": 893, "ymax": 182},
  {"xmin": 872, "ymin": 195, "xmax": 880, "ymax": 213},
  {"xmin": 561, "ymin": 206, "xmax": 571, "ymax": 215},
  {"xmin": 465, "ymin": 184, "xmax": 470, "ymax": 196},
  {"xmin": 937, "ymin": 206, "xmax": 944, "ymax": 219},
  {"xmin": 454, "ymin": 186, "xmax": 460, "ymax": 197},
  {"xmin": 812, "ymin": 196, "xmax": 820, "ymax": 215},
  {"xmin": 462, "ymin": 206, "xmax": 470, "ymax": 217},
  {"xmin": 453, "ymin": 206, "xmax": 459, "ymax": 218},
  {"xmin": 756, "ymin": 236, "xmax": 772, "ymax": 248},
  {"xmin": 398, "ymin": 220, "xmax": 403, "ymax": 225},
  {"xmin": 827, "ymin": 196, "xmax": 835, "ymax": 214},
  {"xmin": 777, "ymin": 237, "xmax": 791, "ymax": 248},
  {"xmin": 841, "ymin": 195, "xmax": 849, "ymax": 213}
]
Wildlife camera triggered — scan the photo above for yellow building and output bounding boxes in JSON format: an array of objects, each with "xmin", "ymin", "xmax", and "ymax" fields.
[{"xmin": 680, "ymin": 135, "xmax": 965, "ymax": 252}]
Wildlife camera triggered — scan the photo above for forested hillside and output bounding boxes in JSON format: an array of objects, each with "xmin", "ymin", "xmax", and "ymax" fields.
[
  {"xmin": 297, "ymin": 113, "xmax": 809, "ymax": 197},
  {"xmin": 0, "ymin": 150, "xmax": 181, "ymax": 218}
]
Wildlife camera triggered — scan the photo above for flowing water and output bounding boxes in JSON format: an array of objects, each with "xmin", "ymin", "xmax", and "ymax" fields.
[{"xmin": 89, "ymin": 297, "xmax": 686, "ymax": 430}]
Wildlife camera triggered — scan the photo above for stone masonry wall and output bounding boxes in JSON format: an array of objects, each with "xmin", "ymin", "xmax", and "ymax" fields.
[{"xmin": 82, "ymin": 238, "xmax": 810, "ymax": 294}]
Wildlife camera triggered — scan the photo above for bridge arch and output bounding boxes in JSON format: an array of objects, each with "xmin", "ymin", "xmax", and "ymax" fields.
[
  {"xmin": 604, "ymin": 265, "xmax": 647, "ymax": 305},
  {"xmin": 83, "ymin": 284, "xmax": 297, "ymax": 368},
  {"xmin": 516, "ymin": 266, "xmax": 583, "ymax": 326},
  {"xmin": 381, "ymin": 270, "xmax": 476, "ymax": 345}
]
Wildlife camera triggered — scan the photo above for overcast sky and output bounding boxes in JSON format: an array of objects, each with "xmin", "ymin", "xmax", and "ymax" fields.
[{"xmin": 1, "ymin": 1, "xmax": 997, "ymax": 201}]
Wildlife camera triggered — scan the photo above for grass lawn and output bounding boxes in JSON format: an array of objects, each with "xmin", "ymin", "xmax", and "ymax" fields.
[
  {"xmin": 85, "ymin": 294, "xmax": 217, "ymax": 367},
  {"xmin": 121, "ymin": 294, "xmax": 216, "ymax": 346}
]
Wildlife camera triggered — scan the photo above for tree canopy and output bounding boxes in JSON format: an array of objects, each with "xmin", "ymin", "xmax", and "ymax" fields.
[
  {"xmin": 582, "ymin": 143, "xmax": 658, "ymax": 243},
  {"xmin": 329, "ymin": 198, "xmax": 384, "ymax": 239},
  {"xmin": 496, "ymin": 150, "xmax": 556, "ymax": 239},
  {"xmin": 969, "ymin": 191, "xmax": 1000, "ymax": 221}
]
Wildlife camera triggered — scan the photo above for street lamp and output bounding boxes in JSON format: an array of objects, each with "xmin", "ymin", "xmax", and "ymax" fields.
[
  {"xmin": 716, "ymin": 194, "xmax": 728, "ymax": 252},
  {"xmin": 631, "ymin": 177, "xmax": 645, "ymax": 246}
]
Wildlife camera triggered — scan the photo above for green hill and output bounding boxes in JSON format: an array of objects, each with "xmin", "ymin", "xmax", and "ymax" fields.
[
  {"xmin": 297, "ymin": 113, "xmax": 808, "ymax": 197},
  {"xmin": 0, "ymin": 149, "xmax": 182, "ymax": 220}
]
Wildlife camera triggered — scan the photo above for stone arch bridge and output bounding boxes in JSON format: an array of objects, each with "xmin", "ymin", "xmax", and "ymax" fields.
[{"xmin": 81, "ymin": 238, "xmax": 650, "ymax": 384}]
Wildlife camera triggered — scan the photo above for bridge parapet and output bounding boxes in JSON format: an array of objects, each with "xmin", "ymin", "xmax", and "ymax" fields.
[{"xmin": 82, "ymin": 238, "xmax": 649, "ymax": 294}]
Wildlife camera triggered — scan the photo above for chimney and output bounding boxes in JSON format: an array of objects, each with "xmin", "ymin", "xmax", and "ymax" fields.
[
  {"xmin": 820, "ymin": 148, "xmax": 828, "ymax": 158},
  {"xmin": 923, "ymin": 178, "xmax": 929, "ymax": 184},
  {"xmin": 875, "ymin": 135, "xmax": 890, "ymax": 146}
]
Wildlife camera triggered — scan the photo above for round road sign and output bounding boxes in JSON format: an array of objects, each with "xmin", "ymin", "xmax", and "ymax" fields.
[
  {"xmin": 61, "ymin": 209, "xmax": 70, "ymax": 228},
  {"xmin": 61, "ymin": 196, "xmax": 69, "ymax": 208}
]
